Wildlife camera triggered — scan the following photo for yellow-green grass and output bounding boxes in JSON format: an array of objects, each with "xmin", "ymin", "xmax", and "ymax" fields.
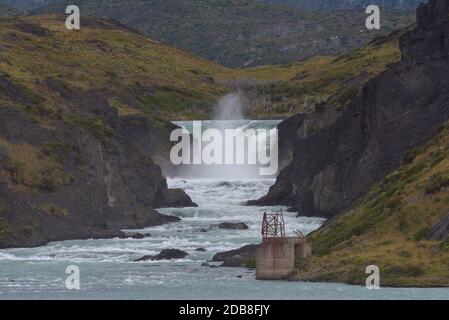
[
  {"xmin": 219, "ymin": 34, "xmax": 404, "ymax": 117},
  {"xmin": 37, "ymin": 203, "xmax": 69, "ymax": 217},
  {"xmin": 0, "ymin": 138, "xmax": 72, "ymax": 193},
  {"xmin": 0, "ymin": 15, "xmax": 230, "ymax": 120},
  {"xmin": 299, "ymin": 124, "xmax": 449, "ymax": 287},
  {"xmin": 0, "ymin": 15, "xmax": 409, "ymax": 120}
]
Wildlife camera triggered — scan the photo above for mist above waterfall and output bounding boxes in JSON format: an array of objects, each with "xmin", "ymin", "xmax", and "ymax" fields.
[
  {"xmin": 169, "ymin": 92, "xmax": 280, "ymax": 179},
  {"xmin": 214, "ymin": 92, "xmax": 248, "ymax": 120}
]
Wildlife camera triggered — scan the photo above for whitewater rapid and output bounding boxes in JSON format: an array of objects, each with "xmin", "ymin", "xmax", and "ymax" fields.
[
  {"xmin": 0, "ymin": 119, "xmax": 448, "ymax": 299},
  {"xmin": 1, "ymin": 178, "xmax": 449, "ymax": 299}
]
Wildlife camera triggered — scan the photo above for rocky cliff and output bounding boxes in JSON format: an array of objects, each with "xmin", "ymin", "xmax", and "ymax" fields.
[
  {"xmin": 251, "ymin": 0, "xmax": 449, "ymax": 218},
  {"xmin": 0, "ymin": 15, "xmax": 208, "ymax": 248},
  {"xmin": 0, "ymin": 105, "xmax": 195, "ymax": 248}
]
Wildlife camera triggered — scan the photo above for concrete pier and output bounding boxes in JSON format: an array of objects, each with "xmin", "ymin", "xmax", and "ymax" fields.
[{"xmin": 256, "ymin": 236, "xmax": 311, "ymax": 280}]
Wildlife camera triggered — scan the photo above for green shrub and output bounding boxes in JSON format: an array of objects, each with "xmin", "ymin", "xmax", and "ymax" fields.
[
  {"xmin": 0, "ymin": 217, "xmax": 10, "ymax": 241},
  {"xmin": 0, "ymin": 202, "xmax": 9, "ymax": 214},
  {"xmin": 414, "ymin": 227, "xmax": 431, "ymax": 241},
  {"xmin": 0, "ymin": 144, "xmax": 12, "ymax": 170},
  {"xmin": 38, "ymin": 164, "xmax": 73, "ymax": 193},
  {"xmin": 425, "ymin": 173, "xmax": 449, "ymax": 194},
  {"xmin": 38, "ymin": 203, "xmax": 69, "ymax": 217},
  {"xmin": 384, "ymin": 265, "xmax": 425, "ymax": 278}
]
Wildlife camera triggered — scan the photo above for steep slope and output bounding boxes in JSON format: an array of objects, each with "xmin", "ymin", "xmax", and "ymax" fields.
[
  {"xmin": 261, "ymin": 0, "xmax": 421, "ymax": 11},
  {"xmin": 300, "ymin": 122, "xmax": 449, "ymax": 287},
  {"xmin": 37, "ymin": 0, "xmax": 415, "ymax": 67},
  {"xmin": 223, "ymin": 29, "xmax": 407, "ymax": 118},
  {"xmin": 251, "ymin": 0, "xmax": 449, "ymax": 219},
  {"xmin": 0, "ymin": 15, "xmax": 234, "ymax": 248}
]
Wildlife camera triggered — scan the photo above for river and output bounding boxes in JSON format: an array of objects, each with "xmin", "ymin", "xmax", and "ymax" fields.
[{"xmin": 0, "ymin": 119, "xmax": 448, "ymax": 299}]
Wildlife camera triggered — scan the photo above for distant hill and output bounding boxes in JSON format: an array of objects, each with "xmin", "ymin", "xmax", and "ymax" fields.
[
  {"xmin": 0, "ymin": 15, "xmax": 205, "ymax": 247},
  {"xmin": 260, "ymin": 0, "xmax": 422, "ymax": 11},
  {"xmin": 36, "ymin": 0, "xmax": 415, "ymax": 67},
  {"xmin": 1, "ymin": 0, "xmax": 59, "ymax": 11},
  {"xmin": 0, "ymin": 1, "xmax": 20, "ymax": 17}
]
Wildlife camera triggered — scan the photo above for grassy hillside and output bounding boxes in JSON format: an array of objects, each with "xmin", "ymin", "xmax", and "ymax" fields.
[
  {"xmin": 0, "ymin": 14, "xmax": 229, "ymax": 120},
  {"xmin": 220, "ymin": 30, "xmax": 407, "ymax": 117},
  {"xmin": 0, "ymin": 14, "xmax": 208, "ymax": 246},
  {"xmin": 38, "ymin": 0, "xmax": 414, "ymax": 68},
  {"xmin": 0, "ymin": 13, "xmax": 232, "ymax": 209},
  {"xmin": 298, "ymin": 124, "xmax": 449, "ymax": 287},
  {"xmin": 0, "ymin": 13, "xmax": 406, "ymax": 123}
]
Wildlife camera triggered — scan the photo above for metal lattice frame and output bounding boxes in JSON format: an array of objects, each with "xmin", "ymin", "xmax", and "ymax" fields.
[{"xmin": 261, "ymin": 210, "xmax": 286, "ymax": 239}]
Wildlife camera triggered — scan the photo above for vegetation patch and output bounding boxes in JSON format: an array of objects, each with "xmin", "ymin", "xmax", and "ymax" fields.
[
  {"xmin": 22, "ymin": 223, "xmax": 40, "ymax": 238},
  {"xmin": 0, "ymin": 139, "xmax": 73, "ymax": 193},
  {"xmin": 38, "ymin": 203, "xmax": 69, "ymax": 217},
  {"xmin": 0, "ymin": 217, "xmax": 10, "ymax": 241},
  {"xmin": 300, "ymin": 123, "xmax": 449, "ymax": 287},
  {"xmin": 64, "ymin": 114, "xmax": 114, "ymax": 142},
  {"xmin": 425, "ymin": 173, "xmax": 449, "ymax": 194}
]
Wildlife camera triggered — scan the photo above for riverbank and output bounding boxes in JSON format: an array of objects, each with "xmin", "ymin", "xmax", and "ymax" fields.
[{"xmin": 1, "ymin": 178, "xmax": 448, "ymax": 299}]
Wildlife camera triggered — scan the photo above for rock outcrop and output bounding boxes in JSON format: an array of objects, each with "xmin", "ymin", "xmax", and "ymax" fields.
[
  {"xmin": 211, "ymin": 222, "xmax": 249, "ymax": 230},
  {"xmin": 134, "ymin": 249, "xmax": 188, "ymax": 261},
  {"xmin": 0, "ymin": 106, "xmax": 195, "ymax": 248},
  {"xmin": 428, "ymin": 213, "xmax": 449, "ymax": 241},
  {"xmin": 212, "ymin": 244, "xmax": 258, "ymax": 267},
  {"xmin": 0, "ymin": 16, "xmax": 206, "ymax": 249},
  {"xmin": 251, "ymin": 0, "xmax": 449, "ymax": 218}
]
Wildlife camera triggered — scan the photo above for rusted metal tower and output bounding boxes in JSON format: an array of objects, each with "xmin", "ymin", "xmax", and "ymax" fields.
[{"xmin": 261, "ymin": 210, "xmax": 286, "ymax": 239}]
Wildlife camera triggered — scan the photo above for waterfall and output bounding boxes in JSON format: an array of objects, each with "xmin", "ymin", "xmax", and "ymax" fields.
[
  {"xmin": 170, "ymin": 93, "xmax": 280, "ymax": 179},
  {"xmin": 214, "ymin": 92, "xmax": 247, "ymax": 120}
]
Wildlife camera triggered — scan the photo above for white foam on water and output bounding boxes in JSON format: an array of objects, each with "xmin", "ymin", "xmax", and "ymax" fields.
[{"xmin": 2, "ymin": 159, "xmax": 446, "ymax": 298}]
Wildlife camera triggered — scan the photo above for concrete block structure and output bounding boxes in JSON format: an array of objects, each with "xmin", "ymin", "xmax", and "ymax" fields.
[
  {"xmin": 256, "ymin": 211, "xmax": 312, "ymax": 280},
  {"xmin": 256, "ymin": 236, "xmax": 311, "ymax": 280}
]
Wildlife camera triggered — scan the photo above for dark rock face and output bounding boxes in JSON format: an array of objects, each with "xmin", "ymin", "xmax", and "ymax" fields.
[
  {"xmin": 134, "ymin": 249, "xmax": 188, "ymax": 261},
  {"xmin": 213, "ymin": 222, "xmax": 249, "ymax": 230},
  {"xmin": 251, "ymin": 0, "xmax": 449, "ymax": 218},
  {"xmin": 428, "ymin": 214, "xmax": 449, "ymax": 241},
  {"xmin": 0, "ymin": 97, "xmax": 195, "ymax": 249},
  {"xmin": 120, "ymin": 232, "xmax": 151, "ymax": 239},
  {"xmin": 212, "ymin": 244, "xmax": 258, "ymax": 267}
]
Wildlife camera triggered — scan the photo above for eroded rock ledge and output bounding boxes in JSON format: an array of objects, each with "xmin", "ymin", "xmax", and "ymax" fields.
[
  {"xmin": 250, "ymin": 0, "xmax": 449, "ymax": 218},
  {"xmin": 0, "ymin": 95, "xmax": 195, "ymax": 249}
]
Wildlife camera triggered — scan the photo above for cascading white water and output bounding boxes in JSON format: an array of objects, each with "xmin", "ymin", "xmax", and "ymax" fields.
[
  {"xmin": 172, "ymin": 92, "xmax": 280, "ymax": 179},
  {"xmin": 214, "ymin": 92, "xmax": 247, "ymax": 120}
]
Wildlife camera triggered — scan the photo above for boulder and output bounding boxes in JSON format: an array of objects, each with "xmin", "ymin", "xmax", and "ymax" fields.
[
  {"xmin": 134, "ymin": 248, "xmax": 188, "ymax": 261},
  {"xmin": 121, "ymin": 232, "xmax": 151, "ymax": 239},
  {"xmin": 134, "ymin": 255, "xmax": 153, "ymax": 262},
  {"xmin": 211, "ymin": 222, "xmax": 249, "ymax": 230},
  {"xmin": 212, "ymin": 244, "xmax": 258, "ymax": 268}
]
